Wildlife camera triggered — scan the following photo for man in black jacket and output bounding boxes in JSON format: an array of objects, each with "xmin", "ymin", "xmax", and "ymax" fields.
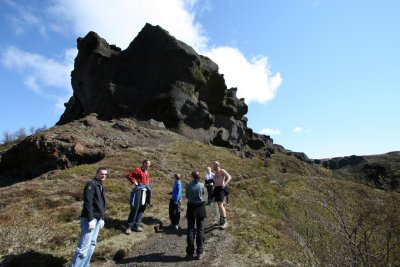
[{"xmin": 71, "ymin": 167, "xmax": 107, "ymax": 267}]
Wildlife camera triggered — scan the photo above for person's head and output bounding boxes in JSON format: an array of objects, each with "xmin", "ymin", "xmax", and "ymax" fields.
[
  {"xmin": 212, "ymin": 161, "xmax": 220, "ymax": 171},
  {"xmin": 141, "ymin": 159, "xmax": 151, "ymax": 171},
  {"xmin": 96, "ymin": 167, "xmax": 108, "ymax": 182},
  {"xmin": 206, "ymin": 166, "xmax": 212, "ymax": 173},
  {"xmin": 191, "ymin": 171, "xmax": 200, "ymax": 181},
  {"xmin": 174, "ymin": 173, "xmax": 181, "ymax": 180}
]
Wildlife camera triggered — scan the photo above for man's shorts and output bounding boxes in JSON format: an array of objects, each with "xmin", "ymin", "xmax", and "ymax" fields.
[{"xmin": 213, "ymin": 186, "xmax": 225, "ymax": 202}]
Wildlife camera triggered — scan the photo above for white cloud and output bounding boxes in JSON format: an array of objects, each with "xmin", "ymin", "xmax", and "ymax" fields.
[
  {"xmin": 48, "ymin": 0, "xmax": 208, "ymax": 51},
  {"xmin": 293, "ymin": 126, "xmax": 311, "ymax": 133},
  {"xmin": 204, "ymin": 46, "xmax": 282, "ymax": 104},
  {"xmin": 47, "ymin": 0, "xmax": 281, "ymax": 104},
  {"xmin": 2, "ymin": 0, "xmax": 48, "ymax": 36},
  {"xmin": 260, "ymin": 128, "xmax": 281, "ymax": 136},
  {"xmin": 1, "ymin": 46, "xmax": 75, "ymax": 95},
  {"xmin": 2, "ymin": 0, "xmax": 282, "ymax": 114}
]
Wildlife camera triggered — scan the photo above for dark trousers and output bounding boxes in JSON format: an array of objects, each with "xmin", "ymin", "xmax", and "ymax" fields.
[
  {"xmin": 186, "ymin": 202, "xmax": 206, "ymax": 255},
  {"xmin": 186, "ymin": 216, "xmax": 205, "ymax": 255},
  {"xmin": 127, "ymin": 190, "xmax": 146, "ymax": 229},
  {"xmin": 169, "ymin": 199, "xmax": 181, "ymax": 226},
  {"xmin": 206, "ymin": 185, "xmax": 214, "ymax": 203}
]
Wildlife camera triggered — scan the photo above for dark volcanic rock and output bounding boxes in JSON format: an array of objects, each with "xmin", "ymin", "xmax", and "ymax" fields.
[
  {"xmin": 58, "ymin": 23, "xmax": 271, "ymax": 152},
  {"xmin": 0, "ymin": 23, "xmax": 275, "ymax": 180}
]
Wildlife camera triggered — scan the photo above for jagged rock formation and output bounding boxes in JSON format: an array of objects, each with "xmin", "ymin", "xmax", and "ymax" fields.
[
  {"xmin": 0, "ymin": 23, "xmax": 280, "ymax": 180},
  {"xmin": 58, "ymin": 23, "xmax": 273, "ymax": 153}
]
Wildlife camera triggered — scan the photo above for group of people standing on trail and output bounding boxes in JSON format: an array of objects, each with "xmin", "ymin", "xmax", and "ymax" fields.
[{"xmin": 70, "ymin": 159, "xmax": 232, "ymax": 266}]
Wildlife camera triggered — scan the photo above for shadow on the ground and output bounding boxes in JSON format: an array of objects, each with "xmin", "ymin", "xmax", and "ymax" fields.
[
  {"xmin": 0, "ymin": 250, "xmax": 67, "ymax": 267},
  {"xmin": 116, "ymin": 252, "xmax": 188, "ymax": 264},
  {"xmin": 105, "ymin": 216, "xmax": 163, "ymax": 234}
]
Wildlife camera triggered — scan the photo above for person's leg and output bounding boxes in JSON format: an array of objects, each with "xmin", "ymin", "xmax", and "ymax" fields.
[
  {"xmin": 134, "ymin": 204, "xmax": 146, "ymax": 229},
  {"xmin": 71, "ymin": 218, "xmax": 96, "ymax": 267},
  {"xmin": 175, "ymin": 202, "xmax": 181, "ymax": 226},
  {"xmin": 83, "ymin": 219, "xmax": 102, "ymax": 266},
  {"xmin": 127, "ymin": 190, "xmax": 141, "ymax": 230},
  {"xmin": 168, "ymin": 199, "xmax": 174, "ymax": 225},
  {"xmin": 207, "ymin": 186, "xmax": 213, "ymax": 203},
  {"xmin": 186, "ymin": 217, "xmax": 195, "ymax": 256},
  {"xmin": 217, "ymin": 201, "xmax": 226, "ymax": 218},
  {"xmin": 195, "ymin": 217, "xmax": 205, "ymax": 256}
]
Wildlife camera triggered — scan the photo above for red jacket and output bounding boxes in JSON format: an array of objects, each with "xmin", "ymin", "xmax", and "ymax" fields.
[{"xmin": 126, "ymin": 167, "xmax": 149, "ymax": 185}]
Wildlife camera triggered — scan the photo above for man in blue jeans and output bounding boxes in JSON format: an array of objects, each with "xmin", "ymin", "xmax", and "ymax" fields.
[{"xmin": 71, "ymin": 167, "xmax": 107, "ymax": 267}]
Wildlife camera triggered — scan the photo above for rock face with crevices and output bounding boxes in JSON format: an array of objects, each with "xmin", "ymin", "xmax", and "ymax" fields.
[
  {"xmin": 58, "ymin": 23, "xmax": 273, "ymax": 153},
  {"xmin": 0, "ymin": 23, "xmax": 277, "ymax": 181}
]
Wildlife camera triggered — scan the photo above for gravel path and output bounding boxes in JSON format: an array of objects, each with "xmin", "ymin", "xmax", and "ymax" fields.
[{"xmin": 93, "ymin": 203, "xmax": 240, "ymax": 267}]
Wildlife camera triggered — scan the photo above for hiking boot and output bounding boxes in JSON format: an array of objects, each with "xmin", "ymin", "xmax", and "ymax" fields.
[
  {"xmin": 196, "ymin": 252, "xmax": 205, "ymax": 260},
  {"xmin": 125, "ymin": 228, "xmax": 132, "ymax": 235},
  {"xmin": 133, "ymin": 226, "xmax": 143, "ymax": 232},
  {"xmin": 219, "ymin": 217, "xmax": 228, "ymax": 229},
  {"xmin": 220, "ymin": 220, "xmax": 228, "ymax": 229}
]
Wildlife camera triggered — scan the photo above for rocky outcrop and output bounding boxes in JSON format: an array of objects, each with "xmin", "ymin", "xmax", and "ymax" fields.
[
  {"xmin": 0, "ymin": 23, "xmax": 276, "ymax": 180},
  {"xmin": 58, "ymin": 23, "xmax": 273, "ymax": 154},
  {"xmin": 0, "ymin": 115, "xmax": 180, "ymax": 180}
]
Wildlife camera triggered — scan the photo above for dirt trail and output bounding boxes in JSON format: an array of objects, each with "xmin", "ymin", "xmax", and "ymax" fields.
[{"xmin": 93, "ymin": 203, "xmax": 240, "ymax": 267}]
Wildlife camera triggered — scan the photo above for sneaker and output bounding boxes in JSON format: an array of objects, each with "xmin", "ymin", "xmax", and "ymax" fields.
[
  {"xmin": 173, "ymin": 225, "xmax": 179, "ymax": 230},
  {"xmin": 133, "ymin": 226, "xmax": 143, "ymax": 232},
  {"xmin": 197, "ymin": 252, "xmax": 205, "ymax": 260},
  {"xmin": 125, "ymin": 228, "xmax": 132, "ymax": 235},
  {"xmin": 219, "ymin": 218, "xmax": 228, "ymax": 229},
  {"xmin": 220, "ymin": 221, "xmax": 228, "ymax": 229}
]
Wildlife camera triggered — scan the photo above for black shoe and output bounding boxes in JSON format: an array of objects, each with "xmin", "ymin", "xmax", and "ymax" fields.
[{"xmin": 185, "ymin": 254, "xmax": 194, "ymax": 260}]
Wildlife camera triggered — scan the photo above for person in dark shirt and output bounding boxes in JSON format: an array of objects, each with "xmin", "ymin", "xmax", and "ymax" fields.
[{"xmin": 71, "ymin": 167, "xmax": 107, "ymax": 267}]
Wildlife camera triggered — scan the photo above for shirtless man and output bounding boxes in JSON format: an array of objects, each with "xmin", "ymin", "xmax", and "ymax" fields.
[{"xmin": 212, "ymin": 160, "xmax": 232, "ymax": 229}]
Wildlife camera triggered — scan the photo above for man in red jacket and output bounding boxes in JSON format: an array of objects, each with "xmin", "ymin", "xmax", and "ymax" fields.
[{"xmin": 125, "ymin": 159, "xmax": 151, "ymax": 234}]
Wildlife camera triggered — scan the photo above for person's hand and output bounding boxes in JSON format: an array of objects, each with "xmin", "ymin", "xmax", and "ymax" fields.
[
  {"xmin": 99, "ymin": 219, "xmax": 105, "ymax": 229},
  {"xmin": 88, "ymin": 219, "xmax": 96, "ymax": 230}
]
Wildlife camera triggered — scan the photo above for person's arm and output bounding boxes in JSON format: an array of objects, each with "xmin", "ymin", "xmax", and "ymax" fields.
[
  {"xmin": 126, "ymin": 169, "xmax": 139, "ymax": 185},
  {"xmin": 222, "ymin": 169, "xmax": 232, "ymax": 187},
  {"xmin": 82, "ymin": 181, "xmax": 95, "ymax": 221}
]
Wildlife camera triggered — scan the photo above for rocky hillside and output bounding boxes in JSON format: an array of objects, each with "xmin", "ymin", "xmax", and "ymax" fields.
[
  {"xmin": 0, "ymin": 120, "xmax": 399, "ymax": 266},
  {"xmin": 0, "ymin": 23, "xmax": 399, "ymax": 266}
]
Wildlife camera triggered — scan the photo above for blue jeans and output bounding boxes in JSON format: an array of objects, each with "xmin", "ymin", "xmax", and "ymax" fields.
[{"xmin": 71, "ymin": 218, "xmax": 102, "ymax": 267}]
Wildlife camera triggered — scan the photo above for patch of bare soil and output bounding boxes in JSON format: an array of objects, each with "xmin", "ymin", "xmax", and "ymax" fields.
[{"xmin": 92, "ymin": 204, "xmax": 242, "ymax": 267}]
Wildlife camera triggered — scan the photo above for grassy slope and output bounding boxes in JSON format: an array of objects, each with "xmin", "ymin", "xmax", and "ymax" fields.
[{"xmin": 0, "ymin": 137, "xmax": 399, "ymax": 266}]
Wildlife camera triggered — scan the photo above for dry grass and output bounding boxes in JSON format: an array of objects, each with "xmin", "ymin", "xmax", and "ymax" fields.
[{"xmin": 0, "ymin": 138, "xmax": 399, "ymax": 266}]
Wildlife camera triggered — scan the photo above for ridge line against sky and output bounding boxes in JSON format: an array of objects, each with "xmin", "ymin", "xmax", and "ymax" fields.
[{"xmin": 0, "ymin": 0, "xmax": 399, "ymax": 159}]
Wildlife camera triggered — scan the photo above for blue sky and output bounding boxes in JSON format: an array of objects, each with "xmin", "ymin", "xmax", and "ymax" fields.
[{"xmin": 1, "ymin": 0, "xmax": 399, "ymax": 159}]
